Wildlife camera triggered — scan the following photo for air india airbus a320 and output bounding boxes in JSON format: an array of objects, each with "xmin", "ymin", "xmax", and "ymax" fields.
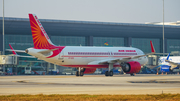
[{"xmin": 20, "ymin": 14, "xmax": 155, "ymax": 76}]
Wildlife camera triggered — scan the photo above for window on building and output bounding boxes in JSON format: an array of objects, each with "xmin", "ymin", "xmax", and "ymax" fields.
[
  {"xmin": 93, "ymin": 37, "xmax": 124, "ymax": 47},
  {"xmin": 51, "ymin": 36, "xmax": 85, "ymax": 46},
  {"xmin": 167, "ymin": 39, "xmax": 180, "ymax": 53},
  {"xmin": 5, "ymin": 35, "xmax": 33, "ymax": 50},
  {"xmin": 132, "ymin": 38, "xmax": 160, "ymax": 53}
]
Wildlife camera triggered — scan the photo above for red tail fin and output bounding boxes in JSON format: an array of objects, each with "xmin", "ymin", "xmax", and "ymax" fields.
[
  {"xmin": 150, "ymin": 41, "xmax": 155, "ymax": 53},
  {"xmin": 29, "ymin": 14, "xmax": 56, "ymax": 49}
]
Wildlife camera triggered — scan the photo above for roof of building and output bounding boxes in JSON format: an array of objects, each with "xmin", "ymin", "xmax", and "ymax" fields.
[
  {"xmin": 145, "ymin": 21, "xmax": 180, "ymax": 26},
  {"xmin": 0, "ymin": 17, "xmax": 180, "ymax": 39}
]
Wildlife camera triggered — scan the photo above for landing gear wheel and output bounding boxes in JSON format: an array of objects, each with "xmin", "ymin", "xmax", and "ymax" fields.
[
  {"xmin": 105, "ymin": 71, "xmax": 109, "ymax": 76},
  {"xmin": 76, "ymin": 71, "xmax": 79, "ymax": 76},
  {"xmin": 130, "ymin": 73, "xmax": 134, "ymax": 76},
  {"xmin": 80, "ymin": 71, "xmax": 84, "ymax": 76},
  {"xmin": 109, "ymin": 71, "xmax": 113, "ymax": 76}
]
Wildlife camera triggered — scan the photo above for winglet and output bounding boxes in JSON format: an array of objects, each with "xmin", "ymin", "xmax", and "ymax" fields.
[
  {"xmin": 166, "ymin": 53, "xmax": 170, "ymax": 60},
  {"xmin": 150, "ymin": 41, "xmax": 155, "ymax": 53},
  {"xmin": 9, "ymin": 44, "xmax": 18, "ymax": 55}
]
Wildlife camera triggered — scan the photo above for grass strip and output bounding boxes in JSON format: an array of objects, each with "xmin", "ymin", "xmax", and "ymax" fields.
[{"xmin": 0, "ymin": 94, "xmax": 180, "ymax": 101}]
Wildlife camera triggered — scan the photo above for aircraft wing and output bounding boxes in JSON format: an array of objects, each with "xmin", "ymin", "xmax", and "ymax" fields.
[
  {"xmin": 89, "ymin": 41, "xmax": 155, "ymax": 65},
  {"xmin": 163, "ymin": 53, "xmax": 180, "ymax": 70},
  {"xmin": 97, "ymin": 57, "xmax": 133, "ymax": 64},
  {"xmin": 165, "ymin": 60, "xmax": 179, "ymax": 66},
  {"xmin": 88, "ymin": 58, "xmax": 120, "ymax": 65},
  {"xmin": 97, "ymin": 55, "xmax": 150, "ymax": 65},
  {"xmin": 89, "ymin": 54, "xmax": 151, "ymax": 65},
  {"xmin": 165, "ymin": 60, "xmax": 180, "ymax": 70}
]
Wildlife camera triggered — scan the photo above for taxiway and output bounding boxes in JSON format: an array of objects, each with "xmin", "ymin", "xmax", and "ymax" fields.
[{"xmin": 0, "ymin": 74, "xmax": 180, "ymax": 95}]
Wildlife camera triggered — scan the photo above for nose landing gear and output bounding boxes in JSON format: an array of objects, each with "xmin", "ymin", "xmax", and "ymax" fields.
[
  {"xmin": 76, "ymin": 67, "xmax": 84, "ymax": 76},
  {"xmin": 105, "ymin": 71, "xmax": 113, "ymax": 76},
  {"xmin": 105, "ymin": 63, "xmax": 114, "ymax": 76},
  {"xmin": 130, "ymin": 73, "xmax": 135, "ymax": 76}
]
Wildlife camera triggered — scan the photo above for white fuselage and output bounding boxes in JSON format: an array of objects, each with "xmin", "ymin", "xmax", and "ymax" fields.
[
  {"xmin": 159, "ymin": 56, "xmax": 180, "ymax": 66},
  {"xmin": 27, "ymin": 46, "xmax": 148, "ymax": 68}
]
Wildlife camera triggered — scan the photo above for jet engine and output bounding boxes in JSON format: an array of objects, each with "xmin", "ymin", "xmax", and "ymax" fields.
[
  {"xmin": 83, "ymin": 68, "xmax": 96, "ymax": 74},
  {"xmin": 160, "ymin": 65, "xmax": 173, "ymax": 72},
  {"xmin": 121, "ymin": 61, "xmax": 141, "ymax": 74}
]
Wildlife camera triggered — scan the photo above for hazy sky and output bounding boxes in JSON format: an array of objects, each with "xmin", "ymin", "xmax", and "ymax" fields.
[{"xmin": 0, "ymin": 0, "xmax": 179, "ymax": 23}]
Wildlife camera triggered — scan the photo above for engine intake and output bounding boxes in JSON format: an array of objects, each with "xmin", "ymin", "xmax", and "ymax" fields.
[
  {"xmin": 122, "ymin": 61, "xmax": 141, "ymax": 74},
  {"xmin": 160, "ymin": 65, "xmax": 173, "ymax": 72}
]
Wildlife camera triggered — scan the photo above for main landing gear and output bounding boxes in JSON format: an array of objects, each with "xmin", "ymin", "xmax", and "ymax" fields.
[
  {"xmin": 105, "ymin": 63, "xmax": 113, "ymax": 76},
  {"xmin": 130, "ymin": 73, "xmax": 135, "ymax": 76},
  {"xmin": 76, "ymin": 67, "xmax": 84, "ymax": 76},
  {"xmin": 105, "ymin": 71, "xmax": 113, "ymax": 76}
]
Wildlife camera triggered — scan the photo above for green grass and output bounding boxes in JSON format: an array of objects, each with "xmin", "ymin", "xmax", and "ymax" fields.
[{"xmin": 0, "ymin": 94, "xmax": 180, "ymax": 101}]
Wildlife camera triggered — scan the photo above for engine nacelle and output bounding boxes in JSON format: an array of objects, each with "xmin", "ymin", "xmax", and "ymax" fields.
[
  {"xmin": 160, "ymin": 65, "xmax": 172, "ymax": 72},
  {"xmin": 83, "ymin": 68, "xmax": 96, "ymax": 74},
  {"xmin": 122, "ymin": 61, "xmax": 141, "ymax": 74}
]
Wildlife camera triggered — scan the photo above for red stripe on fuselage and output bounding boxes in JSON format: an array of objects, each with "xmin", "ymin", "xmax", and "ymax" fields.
[
  {"xmin": 46, "ymin": 46, "xmax": 65, "ymax": 58},
  {"xmin": 62, "ymin": 64, "xmax": 120, "ymax": 68},
  {"xmin": 63, "ymin": 55, "xmax": 131, "ymax": 57}
]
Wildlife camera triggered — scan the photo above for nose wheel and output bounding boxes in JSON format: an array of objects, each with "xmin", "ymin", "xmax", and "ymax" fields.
[
  {"xmin": 105, "ymin": 71, "xmax": 113, "ymax": 76},
  {"xmin": 105, "ymin": 63, "xmax": 114, "ymax": 76},
  {"xmin": 76, "ymin": 67, "xmax": 84, "ymax": 76},
  {"xmin": 130, "ymin": 73, "xmax": 134, "ymax": 76}
]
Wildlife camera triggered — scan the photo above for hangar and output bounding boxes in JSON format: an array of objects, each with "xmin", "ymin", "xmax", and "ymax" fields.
[{"xmin": 0, "ymin": 17, "xmax": 180, "ymax": 75}]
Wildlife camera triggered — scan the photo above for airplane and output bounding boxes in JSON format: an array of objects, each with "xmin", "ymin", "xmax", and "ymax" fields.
[
  {"xmin": 11, "ymin": 13, "xmax": 156, "ymax": 76},
  {"xmin": 158, "ymin": 53, "xmax": 180, "ymax": 73}
]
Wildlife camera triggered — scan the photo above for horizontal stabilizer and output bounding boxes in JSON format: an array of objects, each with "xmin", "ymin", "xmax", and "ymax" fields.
[{"xmin": 6, "ymin": 49, "xmax": 26, "ymax": 53}]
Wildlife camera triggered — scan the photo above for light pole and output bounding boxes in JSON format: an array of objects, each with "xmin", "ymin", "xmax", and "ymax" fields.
[
  {"xmin": 2, "ymin": 0, "xmax": 5, "ymax": 73},
  {"xmin": 163, "ymin": 0, "xmax": 165, "ymax": 56}
]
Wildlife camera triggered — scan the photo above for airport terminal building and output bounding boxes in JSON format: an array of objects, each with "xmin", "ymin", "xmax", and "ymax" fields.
[{"xmin": 0, "ymin": 17, "xmax": 180, "ymax": 75}]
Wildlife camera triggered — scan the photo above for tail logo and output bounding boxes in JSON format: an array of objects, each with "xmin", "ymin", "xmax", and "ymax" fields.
[
  {"xmin": 34, "ymin": 16, "xmax": 49, "ymax": 40},
  {"xmin": 29, "ymin": 14, "xmax": 55, "ymax": 49},
  {"xmin": 29, "ymin": 14, "xmax": 66, "ymax": 58}
]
